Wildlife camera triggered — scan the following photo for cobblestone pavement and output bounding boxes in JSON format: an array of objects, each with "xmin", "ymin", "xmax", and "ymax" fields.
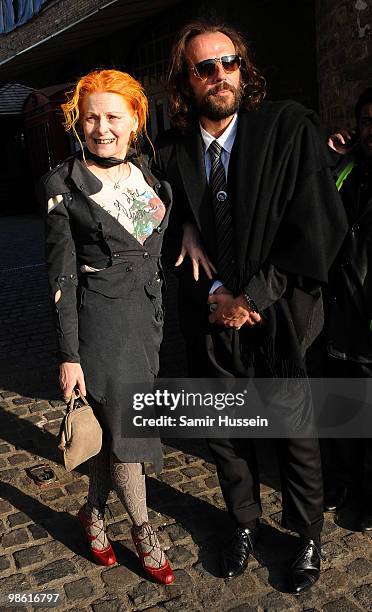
[{"xmin": 0, "ymin": 215, "xmax": 371, "ymax": 612}]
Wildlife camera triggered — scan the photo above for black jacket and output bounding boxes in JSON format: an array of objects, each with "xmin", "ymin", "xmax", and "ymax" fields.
[
  {"xmin": 39, "ymin": 152, "xmax": 172, "ymax": 470},
  {"xmin": 328, "ymin": 150, "xmax": 372, "ymax": 362},
  {"xmin": 39, "ymin": 152, "xmax": 171, "ymax": 364}
]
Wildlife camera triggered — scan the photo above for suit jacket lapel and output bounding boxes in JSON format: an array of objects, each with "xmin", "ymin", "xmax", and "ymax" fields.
[
  {"xmin": 176, "ymin": 130, "xmax": 217, "ymax": 257},
  {"xmin": 176, "ymin": 130, "xmax": 208, "ymax": 227}
]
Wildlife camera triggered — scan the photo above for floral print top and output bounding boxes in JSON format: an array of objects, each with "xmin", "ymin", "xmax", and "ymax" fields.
[{"xmin": 90, "ymin": 162, "xmax": 166, "ymax": 245}]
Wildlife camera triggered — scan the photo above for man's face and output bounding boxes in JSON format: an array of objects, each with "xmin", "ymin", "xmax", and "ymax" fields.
[
  {"xmin": 185, "ymin": 32, "xmax": 242, "ymax": 121},
  {"xmin": 359, "ymin": 103, "xmax": 372, "ymax": 159}
]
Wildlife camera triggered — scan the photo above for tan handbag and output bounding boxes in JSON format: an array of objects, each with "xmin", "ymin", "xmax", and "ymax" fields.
[{"xmin": 59, "ymin": 394, "xmax": 102, "ymax": 472}]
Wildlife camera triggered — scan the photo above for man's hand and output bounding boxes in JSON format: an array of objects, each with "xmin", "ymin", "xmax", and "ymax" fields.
[
  {"xmin": 176, "ymin": 222, "xmax": 217, "ymax": 281},
  {"xmin": 328, "ymin": 129, "xmax": 357, "ymax": 154},
  {"xmin": 59, "ymin": 362, "xmax": 86, "ymax": 402},
  {"xmin": 208, "ymin": 289, "xmax": 262, "ymax": 329}
]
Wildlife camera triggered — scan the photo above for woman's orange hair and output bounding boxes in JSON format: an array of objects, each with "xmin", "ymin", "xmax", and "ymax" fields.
[{"xmin": 61, "ymin": 69, "xmax": 149, "ymax": 153}]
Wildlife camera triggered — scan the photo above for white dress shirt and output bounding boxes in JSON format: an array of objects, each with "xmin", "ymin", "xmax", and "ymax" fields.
[
  {"xmin": 199, "ymin": 114, "xmax": 238, "ymax": 293},
  {"xmin": 199, "ymin": 113, "xmax": 238, "ymax": 182}
]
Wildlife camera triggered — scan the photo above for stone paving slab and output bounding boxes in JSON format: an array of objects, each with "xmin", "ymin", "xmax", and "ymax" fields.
[{"xmin": 0, "ymin": 215, "xmax": 371, "ymax": 611}]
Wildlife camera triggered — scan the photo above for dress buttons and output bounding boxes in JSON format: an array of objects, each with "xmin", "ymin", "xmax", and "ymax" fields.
[
  {"xmin": 126, "ymin": 266, "xmax": 133, "ymax": 272},
  {"xmin": 113, "ymin": 253, "xmax": 119, "ymax": 258},
  {"xmin": 143, "ymin": 252, "xmax": 150, "ymax": 259},
  {"xmin": 155, "ymin": 311, "xmax": 164, "ymax": 322},
  {"xmin": 157, "ymin": 227, "xmax": 163, "ymax": 233}
]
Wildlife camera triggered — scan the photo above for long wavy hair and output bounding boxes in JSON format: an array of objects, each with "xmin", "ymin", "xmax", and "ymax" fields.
[
  {"xmin": 167, "ymin": 20, "xmax": 266, "ymax": 132},
  {"xmin": 61, "ymin": 69, "xmax": 150, "ymax": 155}
]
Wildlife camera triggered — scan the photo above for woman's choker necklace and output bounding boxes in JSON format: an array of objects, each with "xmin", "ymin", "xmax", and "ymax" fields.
[{"xmin": 85, "ymin": 150, "xmax": 126, "ymax": 168}]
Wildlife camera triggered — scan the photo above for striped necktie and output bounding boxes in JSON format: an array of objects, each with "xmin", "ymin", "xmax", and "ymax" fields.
[{"xmin": 208, "ymin": 140, "xmax": 236, "ymax": 290}]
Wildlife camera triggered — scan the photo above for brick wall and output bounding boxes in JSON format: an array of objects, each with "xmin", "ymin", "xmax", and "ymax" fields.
[
  {"xmin": 316, "ymin": 0, "xmax": 372, "ymax": 132},
  {"xmin": 0, "ymin": 0, "xmax": 112, "ymax": 63}
]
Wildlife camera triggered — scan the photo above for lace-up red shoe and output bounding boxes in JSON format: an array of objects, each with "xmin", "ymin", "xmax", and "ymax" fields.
[
  {"xmin": 131, "ymin": 522, "xmax": 175, "ymax": 584},
  {"xmin": 78, "ymin": 506, "xmax": 116, "ymax": 566}
]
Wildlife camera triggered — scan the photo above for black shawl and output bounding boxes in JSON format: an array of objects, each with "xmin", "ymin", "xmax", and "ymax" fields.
[
  {"xmin": 227, "ymin": 102, "xmax": 347, "ymax": 374},
  {"xmin": 156, "ymin": 101, "xmax": 348, "ymax": 376},
  {"xmin": 228, "ymin": 102, "xmax": 344, "ymax": 285}
]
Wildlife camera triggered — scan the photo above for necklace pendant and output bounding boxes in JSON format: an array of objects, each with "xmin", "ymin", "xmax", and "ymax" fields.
[{"xmin": 114, "ymin": 182, "xmax": 120, "ymax": 190}]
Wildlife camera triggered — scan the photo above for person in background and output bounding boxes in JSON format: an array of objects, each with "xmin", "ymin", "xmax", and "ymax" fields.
[
  {"xmin": 322, "ymin": 88, "xmax": 372, "ymax": 531},
  {"xmin": 156, "ymin": 20, "xmax": 347, "ymax": 593}
]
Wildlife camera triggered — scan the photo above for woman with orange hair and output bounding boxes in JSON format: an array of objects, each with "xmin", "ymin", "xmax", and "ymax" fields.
[{"xmin": 39, "ymin": 69, "xmax": 206, "ymax": 583}]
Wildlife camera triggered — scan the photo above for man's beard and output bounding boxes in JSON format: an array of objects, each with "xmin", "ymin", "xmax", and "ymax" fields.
[{"xmin": 195, "ymin": 81, "xmax": 243, "ymax": 120}]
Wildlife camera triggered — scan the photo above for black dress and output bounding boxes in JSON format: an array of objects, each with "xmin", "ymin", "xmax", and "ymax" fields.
[{"xmin": 40, "ymin": 153, "xmax": 172, "ymax": 472}]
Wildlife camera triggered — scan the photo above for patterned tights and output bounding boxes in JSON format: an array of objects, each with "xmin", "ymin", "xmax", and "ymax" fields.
[{"xmin": 83, "ymin": 444, "xmax": 164, "ymax": 567}]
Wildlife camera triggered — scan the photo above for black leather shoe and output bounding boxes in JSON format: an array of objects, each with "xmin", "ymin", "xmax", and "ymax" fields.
[
  {"xmin": 221, "ymin": 523, "xmax": 260, "ymax": 579},
  {"xmin": 290, "ymin": 536, "xmax": 322, "ymax": 594},
  {"xmin": 360, "ymin": 511, "xmax": 372, "ymax": 532},
  {"xmin": 324, "ymin": 486, "xmax": 348, "ymax": 512}
]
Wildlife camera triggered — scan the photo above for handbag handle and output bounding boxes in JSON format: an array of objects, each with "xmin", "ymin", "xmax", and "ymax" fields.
[{"xmin": 67, "ymin": 392, "xmax": 89, "ymax": 412}]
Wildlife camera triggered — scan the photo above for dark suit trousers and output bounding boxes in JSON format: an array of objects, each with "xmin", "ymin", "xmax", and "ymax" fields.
[{"xmin": 204, "ymin": 326, "xmax": 324, "ymax": 538}]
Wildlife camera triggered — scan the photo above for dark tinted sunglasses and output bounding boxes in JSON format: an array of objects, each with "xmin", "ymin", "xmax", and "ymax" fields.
[{"xmin": 191, "ymin": 55, "xmax": 242, "ymax": 80}]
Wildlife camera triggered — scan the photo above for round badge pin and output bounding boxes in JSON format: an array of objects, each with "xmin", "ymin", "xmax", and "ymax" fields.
[{"xmin": 216, "ymin": 190, "xmax": 227, "ymax": 201}]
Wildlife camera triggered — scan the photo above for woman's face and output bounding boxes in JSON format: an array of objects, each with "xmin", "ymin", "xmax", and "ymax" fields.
[{"xmin": 81, "ymin": 92, "xmax": 138, "ymax": 158}]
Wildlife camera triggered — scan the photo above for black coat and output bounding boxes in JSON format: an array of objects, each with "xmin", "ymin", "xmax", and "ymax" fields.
[
  {"xmin": 39, "ymin": 153, "xmax": 172, "ymax": 471},
  {"xmin": 156, "ymin": 101, "xmax": 348, "ymax": 375},
  {"xmin": 328, "ymin": 151, "xmax": 372, "ymax": 362}
]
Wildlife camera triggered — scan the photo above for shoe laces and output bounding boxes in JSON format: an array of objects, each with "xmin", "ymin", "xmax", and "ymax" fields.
[
  {"xmin": 85, "ymin": 499, "xmax": 114, "ymax": 520},
  {"xmin": 133, "ymin": 522, "xmax": 165, "ymax": 569},
  {"xmin": 228, "ymin": 528, "xmax": 254, "ymax": 554},
  {"xmin": 292, "ymin": 538, "xmax": 324, "ymax": 567},
  {"xmin": 83, "ymin": 501, "xmax": 110, "ymax": 548}
]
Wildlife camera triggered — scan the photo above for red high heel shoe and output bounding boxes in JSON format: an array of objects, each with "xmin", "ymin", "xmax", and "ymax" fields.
[
  {"xmin": 131, "ymin": 522, "xmax": 175, "ymax": 585},
  {"xmin": 78, "ymin": 506, "xmax": 116, "ymax": 566}
]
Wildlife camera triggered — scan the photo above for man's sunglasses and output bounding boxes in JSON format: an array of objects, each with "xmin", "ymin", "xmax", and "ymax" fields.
[{"xmin": 191, "ymin": 55, "xmax": 242, "ymax": 80}]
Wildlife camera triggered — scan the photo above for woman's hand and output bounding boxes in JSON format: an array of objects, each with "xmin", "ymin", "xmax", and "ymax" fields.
[
  {"xmin": 59, "ymin": 362, "xmax": 86, "ymax": 402},
  {"xmin": 328, "ymin": 129, "xmax": 356, "ymax": 154},
  {"xmin": 176, "ymin": 222, "xmax": 217, "ymax": 281}
]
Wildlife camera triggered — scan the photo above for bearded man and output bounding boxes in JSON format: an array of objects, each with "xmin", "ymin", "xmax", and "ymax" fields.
[{"xmin": 156, "ymin": 20, "xmax": 347, "ymax": 592}]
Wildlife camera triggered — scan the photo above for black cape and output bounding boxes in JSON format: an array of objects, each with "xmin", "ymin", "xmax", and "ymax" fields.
[{"xmin": 157, "ymin": 101, "xmax": 348, "ymax": 375}]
